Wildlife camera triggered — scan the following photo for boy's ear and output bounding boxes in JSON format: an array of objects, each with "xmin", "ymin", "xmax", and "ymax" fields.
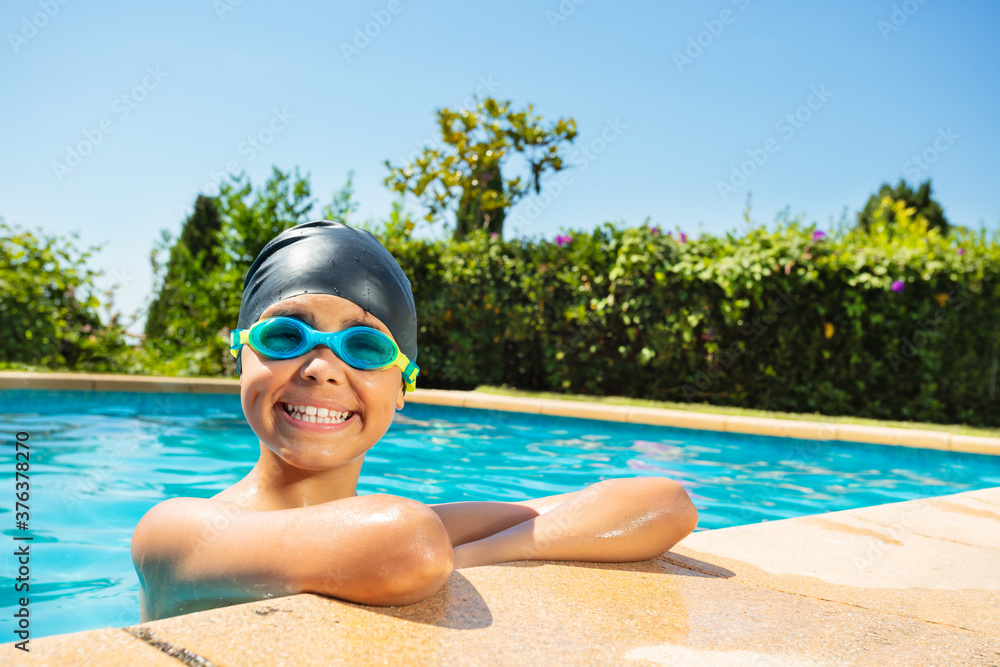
[{"xmin": 396, "ymin": 382, "xmax": 405, "ymax": 410}]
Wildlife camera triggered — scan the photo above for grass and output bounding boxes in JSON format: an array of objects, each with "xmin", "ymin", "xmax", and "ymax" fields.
[{"xmin": 474, "ymin": 385, "xmax": 1000, "ymax": 439}]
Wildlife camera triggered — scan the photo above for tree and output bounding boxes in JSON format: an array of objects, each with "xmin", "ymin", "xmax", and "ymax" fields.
[
  {"xmin": 145, "ymin": 194, "xmax": 223, "ymax": 338},
  {"xmin": 384, "ymin": 97, "xmax": 577, "ymax": 239},
  {"xmin": 857, "ymin": 179, "xmax": 949, "ymax": 235},
  {"xmin": 140, "ymin": 167, "xmax": 356, "ymax": 376},
  {"xmin": 218, "ymin": 166, "xmax": 317, "ymax": 265}
]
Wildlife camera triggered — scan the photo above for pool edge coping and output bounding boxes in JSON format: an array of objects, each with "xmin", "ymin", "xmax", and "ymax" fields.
[
  {"xmin": 1, "ymin": 370, "xmax": 997, "ymax": 456},
  {"xmin": 4, "ymin": 486, "xmax": 998, "ymax": 663}
]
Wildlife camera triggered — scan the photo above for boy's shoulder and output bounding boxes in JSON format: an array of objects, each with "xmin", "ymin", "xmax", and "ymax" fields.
[
  {"xmin": 130, "ymin": 496, "xmax": 266, "ymax": 620},
  {"xmin": 131, "ymin": 496, "xmax": 246, "ymax": 563}
]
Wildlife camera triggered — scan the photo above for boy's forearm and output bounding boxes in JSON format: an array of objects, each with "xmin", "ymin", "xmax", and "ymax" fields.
[
  {"xmin": 453, "ymin": 478, "xmax": 698, "ymax": 568},
  {"xmin": 430, "ymin": 501, "xmax": 541, "ymax": 547}
]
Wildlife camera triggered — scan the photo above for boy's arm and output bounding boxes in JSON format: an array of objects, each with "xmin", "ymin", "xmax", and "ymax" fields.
[
  {"xmin": 131, "ymin": 494, "xmax": 453, "ymax": 621},
  {"xmin": 439, "ymin": 477, "xmax": 698, "ymax": 569},
  {"xmin": 427, "ymin": 490, "xmax": 581, "ymax": 547}
]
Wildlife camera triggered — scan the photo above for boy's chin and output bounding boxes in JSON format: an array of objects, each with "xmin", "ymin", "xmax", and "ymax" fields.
[{"xmin": 269, "ymin": 448, "xmax": 364, "ymax": 472}]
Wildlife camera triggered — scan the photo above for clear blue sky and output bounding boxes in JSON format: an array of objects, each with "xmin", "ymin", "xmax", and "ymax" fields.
[{"xmin": 2, "ymin": 0, "xmax": 998, "ymax": 327}]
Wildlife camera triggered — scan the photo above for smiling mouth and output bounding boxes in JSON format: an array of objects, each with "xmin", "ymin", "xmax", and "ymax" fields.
[{"xmin": 282, "ymin": 403, "xmax": 354, "ymax": 425}]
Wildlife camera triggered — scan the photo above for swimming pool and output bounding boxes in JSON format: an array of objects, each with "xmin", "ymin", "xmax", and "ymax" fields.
[{"xmin": 2, "ymin": 389, "xmax": 998, "ymax": 640}]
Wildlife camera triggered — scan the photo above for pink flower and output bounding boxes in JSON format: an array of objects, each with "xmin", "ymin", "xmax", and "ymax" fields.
[
  {"xmin": 891, "ymin": 280, "xmax": 905, "ymax": 293},
  {"xmin": 555, "ymin": 234, "xmax": 572, "ymax": 247},
  {"xmin": 650, "ymin": 226, "xmax": 660, "ymax": 235},
  {"xmin": 958, "ymin": 248, "xmax": 965, "ymax": 255},
  {"xmin": 812, "ymin": 231, "xmax": 826, "ymax": 241},
  {"xmin": 679, "ymin": 232, "xmax": 687, "ymax": 243}
]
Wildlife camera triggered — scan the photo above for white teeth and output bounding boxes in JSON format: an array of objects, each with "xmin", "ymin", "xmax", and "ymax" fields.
[{"xmin": 283, "ymin": 403, "xmax": 352, "ymax": 424}]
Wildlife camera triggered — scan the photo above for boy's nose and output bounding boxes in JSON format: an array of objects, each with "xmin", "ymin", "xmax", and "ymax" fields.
[{"xmin": 298, "ymin": 345, "xmax": 350, "ymax": 383}]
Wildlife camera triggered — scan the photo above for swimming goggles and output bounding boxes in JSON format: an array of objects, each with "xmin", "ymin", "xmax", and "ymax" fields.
[{"xmin": 230, "ymin": 316, "xmax": 419, "ymax": 392}]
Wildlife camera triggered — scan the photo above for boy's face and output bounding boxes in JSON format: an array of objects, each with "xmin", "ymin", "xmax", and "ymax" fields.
[{"xmin": 238, "ymin": 293, "xmax": 407, "ymax": 471}]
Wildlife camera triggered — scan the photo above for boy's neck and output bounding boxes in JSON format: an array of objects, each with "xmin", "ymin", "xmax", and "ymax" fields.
[{"xmin": 231, "ymin": 449, "xmax": 365, "ymax": 510}]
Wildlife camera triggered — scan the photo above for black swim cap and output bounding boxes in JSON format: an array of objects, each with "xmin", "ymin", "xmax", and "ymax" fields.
[{"xmin": 235, "ymin": 220, "xmax": 417, "ymax": 375}]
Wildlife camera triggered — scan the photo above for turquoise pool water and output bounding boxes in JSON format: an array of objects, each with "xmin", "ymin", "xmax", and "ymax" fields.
[{"xmin": 2, "ymin": 389, "xmax": 999, "ymax": 640}]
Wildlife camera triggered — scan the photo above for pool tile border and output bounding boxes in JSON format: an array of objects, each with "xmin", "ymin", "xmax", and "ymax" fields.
[
  {"xmin": 1, "ymin": 371, "xmax": 997, "ymax": 455},
  {"xmin": 0, "ymin": 371, "xmax": 238, "ymax": 394}
]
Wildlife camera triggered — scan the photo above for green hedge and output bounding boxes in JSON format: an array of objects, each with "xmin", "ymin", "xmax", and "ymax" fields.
[{"xmin": 382, "ymin": 199, "xmax": 997, "ymax": 427}]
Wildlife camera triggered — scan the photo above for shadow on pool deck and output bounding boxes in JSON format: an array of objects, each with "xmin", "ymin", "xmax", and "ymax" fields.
[{"xmin": 4, "ymin": 487, "xmax": 998, "ymax": 666}]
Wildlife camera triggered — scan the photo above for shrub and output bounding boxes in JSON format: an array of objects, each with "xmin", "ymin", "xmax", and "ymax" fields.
[{"xmin": 0, "ymin": 221, "xmax": 130, "ymax": 371}]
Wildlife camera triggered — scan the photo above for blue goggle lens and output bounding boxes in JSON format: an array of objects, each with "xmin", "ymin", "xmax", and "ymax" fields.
[
  {"xmin": 257, "ymin": 318, "xmax": 304, "ymax": 355},
  {"xmin": 340, "ymin": 330, "xmax": 398, "ymax": 367}
]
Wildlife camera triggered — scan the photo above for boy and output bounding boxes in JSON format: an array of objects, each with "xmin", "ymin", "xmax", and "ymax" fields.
[{"xmin": 131, "ymin": 221, "xmax": 698, "ymax": 622}]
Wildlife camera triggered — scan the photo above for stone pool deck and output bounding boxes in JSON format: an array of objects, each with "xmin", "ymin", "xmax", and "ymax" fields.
[{"xmin": 2, "ymin": 372, "xmax": 999, "ymax": 664}]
